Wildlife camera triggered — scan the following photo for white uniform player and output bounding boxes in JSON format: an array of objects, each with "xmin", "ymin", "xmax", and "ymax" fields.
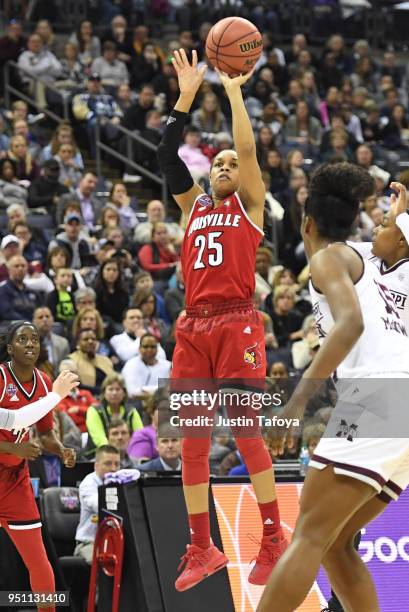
[
  {"xmin": 348, "ymin": 212, "xmax": 409, "ymax": 331},
  {"xmin": 309, "ymin": 244, "xmax": 409, "ymax": 502}
]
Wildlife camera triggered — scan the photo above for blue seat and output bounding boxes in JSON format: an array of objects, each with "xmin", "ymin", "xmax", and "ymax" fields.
[{"xmin": 27, "ymin": 214, "xmax": 54, "ymax": 229}]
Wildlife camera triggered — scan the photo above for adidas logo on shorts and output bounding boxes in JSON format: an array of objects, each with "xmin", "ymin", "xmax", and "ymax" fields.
[{"xmin": 167, "ymin": 116, "xmax": 176, "ymax": 125}]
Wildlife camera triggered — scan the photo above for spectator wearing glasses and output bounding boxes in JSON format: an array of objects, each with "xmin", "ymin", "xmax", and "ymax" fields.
[
  {"xmin": 121, "ymin": 333, "xmax": 171, "ymax": 400},
  {"xmin": 74, "ymin": 287, "xmax": 97, "ymax": 311},
  {"xmin": 85, "ymin": 373, "xmax": 143, "ymax": 457}
]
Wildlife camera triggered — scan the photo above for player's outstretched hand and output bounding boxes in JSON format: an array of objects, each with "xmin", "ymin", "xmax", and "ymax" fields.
[
  {"xmin": 62, "ymin": 447, "xmax": 76, "ymax": 468},
  {"xmin": 172, "ymin": 49, "xmax": 207, "ymax": 96},
  {"xmin": 52, "ymin": 370, "xmax": 79, "ymax": 399},
  {"xmin": 14, "ymin": 441, "xmax": 42, "ymax": 460},
  {"xmin": 215, "ymin": 67, "xmax": 255, "ymax": 96},
  {"xmin": 390, "ymin": 181, "xmax": 407, "ymax": 218}
]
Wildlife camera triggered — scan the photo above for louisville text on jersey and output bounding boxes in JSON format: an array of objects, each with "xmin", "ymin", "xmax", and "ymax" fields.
[{"xmin": 187, "ymin": 213, "xmax": 241, "ymax": 237}]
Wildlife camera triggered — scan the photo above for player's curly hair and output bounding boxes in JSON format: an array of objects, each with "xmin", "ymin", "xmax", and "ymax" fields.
[{"xmin": 305, "ymin": 162, "xmax": 375, "ymax": 241}]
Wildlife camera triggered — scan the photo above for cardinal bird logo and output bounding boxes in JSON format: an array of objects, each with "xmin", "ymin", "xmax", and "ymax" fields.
[{"xmin": 244, "ymin": 342, "xmax": 262, "ymax": 369}]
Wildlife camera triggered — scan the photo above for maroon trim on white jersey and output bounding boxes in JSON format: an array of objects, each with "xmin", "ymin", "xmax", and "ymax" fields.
[{"xmin": 380, "ymin": 258, "xmax": 409, "ymax": 275}]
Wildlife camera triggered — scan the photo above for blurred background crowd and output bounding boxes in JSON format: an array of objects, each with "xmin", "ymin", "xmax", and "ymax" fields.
[{"xmin": 0, "ymin": 0, "xmax": 407, "ymax": 481}]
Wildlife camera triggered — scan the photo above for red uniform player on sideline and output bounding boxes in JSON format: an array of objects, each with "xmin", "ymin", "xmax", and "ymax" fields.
[
  {"xmin": 0, "ymin": 322, "xmax": 78, "ymax": 612},
  {"xmin": 157, "ymin": 48, "xmax": 288, "ymax": 592}
]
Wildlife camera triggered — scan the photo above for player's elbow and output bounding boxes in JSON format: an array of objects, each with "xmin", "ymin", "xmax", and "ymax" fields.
[
  {"xmin": 353, "ymin": 319, "xmax": 365, "ymax": 339},
  {"xmin": 344, "ymin": 314, "xmax": 365, "ymax": 343}
]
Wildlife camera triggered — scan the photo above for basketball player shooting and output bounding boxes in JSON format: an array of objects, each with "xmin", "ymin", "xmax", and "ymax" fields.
[{"xmin": 157, "ymin": 48, "xmax": 288, "ymax": 592}]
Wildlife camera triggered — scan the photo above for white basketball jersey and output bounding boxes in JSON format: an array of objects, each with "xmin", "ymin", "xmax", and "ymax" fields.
[
  {"xmin": 349, "ymin": 241, "xmax": 409, "ymax": 332},
  {"xmin": 310, "ymin": 248, "xmax": 409, "ymax": 378}
]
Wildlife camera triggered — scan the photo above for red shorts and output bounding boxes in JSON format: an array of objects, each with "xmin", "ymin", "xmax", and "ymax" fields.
[
  {"xmin": 172, "ymin": 301, "xmax": 266, "ymax": 384},
  {"xmin": 0, "ymin": 461, "xmax": 41, "ymax": 529}
]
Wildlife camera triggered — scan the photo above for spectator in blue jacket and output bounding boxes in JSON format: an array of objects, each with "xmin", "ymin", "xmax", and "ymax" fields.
[
  {"xmin": 0, "ymin": 254, "xmax": 41, "ymax": 321},
  {"xmin": 139, "ymin": 427, "xmax": 181, "ymax": 472}
]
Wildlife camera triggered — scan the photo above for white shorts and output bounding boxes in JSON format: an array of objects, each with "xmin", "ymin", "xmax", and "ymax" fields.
[
  {"xmin": 310, "ymin": 437, "xmax": 409, "ymax": 501},
  {"xmin": 309, "ymin": 375, "xmax": 409, "ymax": 501}
]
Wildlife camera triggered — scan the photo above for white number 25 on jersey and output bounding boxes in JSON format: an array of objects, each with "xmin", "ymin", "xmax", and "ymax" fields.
[{"xmin": 193, "ymin": 231, "xmax": 224, "ymax": 269}]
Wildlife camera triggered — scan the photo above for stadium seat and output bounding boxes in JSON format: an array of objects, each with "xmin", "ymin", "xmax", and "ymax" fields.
[
  {"xmin": 40, "ymin": 487, "xmax": 90, "ymax": 612},
  {"xmin": 27, "ymin": 213, "xmax": 55, "ymax": 229}
]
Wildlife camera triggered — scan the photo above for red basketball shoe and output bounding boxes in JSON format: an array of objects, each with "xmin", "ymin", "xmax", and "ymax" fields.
[
  {"xmin": 175, "ymin": 543, "xmax": 229, "ymax": 592},
  {"xmin": 248, "ymin": 530, "xmax": 289, "ymax": 585}
]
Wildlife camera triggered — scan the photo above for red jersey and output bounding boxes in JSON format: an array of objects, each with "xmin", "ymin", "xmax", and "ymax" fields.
[
  {"xmin": 0, "ymin": 362, "xmax": 53, "ymax": 467},
  {"xmin": 182, "ymin": 192, "xmax": 264, "ymax": 305}
]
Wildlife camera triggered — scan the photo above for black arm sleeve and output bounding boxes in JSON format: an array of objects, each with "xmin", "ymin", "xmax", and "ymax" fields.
[{"xmin": 157, "ymin": 110, "xmax": 194, "ymax": 195}]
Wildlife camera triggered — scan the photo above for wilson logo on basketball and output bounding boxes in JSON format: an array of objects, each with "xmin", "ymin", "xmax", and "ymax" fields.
[{"xmin": 238, "ymin": 39, "xmax": 263, "ymax": 53}]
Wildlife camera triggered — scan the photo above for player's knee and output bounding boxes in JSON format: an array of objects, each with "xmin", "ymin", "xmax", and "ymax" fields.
[
  {"xmin": 182, "ymin": 438, "xmax": 211, "ymax": 462},
  {"xmin": 294, "ymin": 510, "xmax": 337, "ymax": 553},
  {"xmin": 181, "ymin": 438, "xmax": 211, "ymax": 485},
  {"xmin": 323, "ymin": 533, "xmax": 357, "ymax": 568},
  {"xmin": 28, "ymin": 559, "xmax": 54, "ymax": 592},
  {"xmin": 235, "ymin": 437, "xmax": 272, "ymax": 474}
]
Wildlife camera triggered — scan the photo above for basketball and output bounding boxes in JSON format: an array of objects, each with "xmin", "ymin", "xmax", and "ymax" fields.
[{"xmin": 205, "ymin": 17, "xmax": 263, "ymax": 77}]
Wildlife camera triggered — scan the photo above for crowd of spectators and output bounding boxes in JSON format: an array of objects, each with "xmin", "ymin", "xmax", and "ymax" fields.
[{"xmin": 0, "ymin": 5, "xmax": 406, "ymax": 571}]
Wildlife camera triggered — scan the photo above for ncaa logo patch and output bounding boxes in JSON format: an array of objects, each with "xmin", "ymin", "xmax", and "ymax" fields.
[
  {"xmin": 244, "ymin": 342, "xmax": 262, "ymax": 369},
  {"xmin": 197, "ymin": 195, "xmax": 213, "ymax": 212},
  {"xmin": 6, "ymin": 384, "xmax": 19, "ymax": 402}
]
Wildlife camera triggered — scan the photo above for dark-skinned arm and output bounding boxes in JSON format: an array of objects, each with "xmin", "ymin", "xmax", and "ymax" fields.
[
  {"xmin": 305, "ymin": 249, "xmax": 365, "ymax": 374},
  {"xmin": 216, "ymin": 68, "xmax": 265, "ymax": 229},
  {"xmin": 269, "ymin": 248, "xmax": 365, "ymax": 455},
  {"xmin": 39, "ymin": 430, "xmax": 76, "ymax": 467},
  {"xmin": 0, "ymin": 441, "xmax": 42, "ymax": 460}
]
